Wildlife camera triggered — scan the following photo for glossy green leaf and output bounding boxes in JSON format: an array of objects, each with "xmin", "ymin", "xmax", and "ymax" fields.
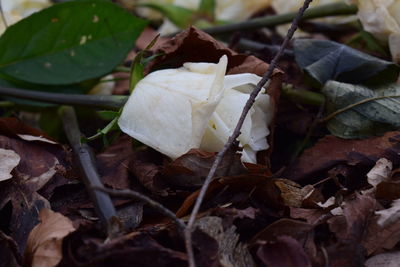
[
  {"xmin": 322, "ymin": 81, "xmax": 400, "ymax": 138},
  {"xmin": 294, "ymin": 39, "xmax": 399, "ymax": 85},
  {"xmin": 0, "ymin": 0, "xmax": 147, "ymax": 85},
  {"xmin": 137, "ymin": 3, "xmax": 193, "ymax": 28}
]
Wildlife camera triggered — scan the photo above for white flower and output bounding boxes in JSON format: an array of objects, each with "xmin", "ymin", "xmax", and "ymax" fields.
[
  {"xmin": 118, "ymin": 55, "xmax": 272, "ymax": 163},
  {"xmin": 347, "ymin": 0, "xmax": 400, "ymax": 63},
  {"xmin": 0, "ymin": 0, "xmax": 51, "ymax": 34}
]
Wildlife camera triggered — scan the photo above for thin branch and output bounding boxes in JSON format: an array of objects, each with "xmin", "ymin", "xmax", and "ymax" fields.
[
  {"xmin": 0, "ymin": 86, "xmax": 127, "ymax": 111},
  {"xmin": 60, "ymin": 106, "xmax": 120, "ymax": 238},
  {"xmin": 203, "ymin": 2, "xmax": 357, "ymax": 35},
  {"xmin": 320, "ymin": 95, "xmax": 400, "ymax": 123},
  {"xmin": 93, "ymin": 186, "xmax": 186, "ymax": 231},
  {"xmin": 184, "ymin": 0, "xmax": 314, "ymax": 266}
]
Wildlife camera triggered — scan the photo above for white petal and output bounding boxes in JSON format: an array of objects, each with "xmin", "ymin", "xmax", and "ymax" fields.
[{"xmin": 119, "ymin": 55, "xmax": 227, "ymax": 159}]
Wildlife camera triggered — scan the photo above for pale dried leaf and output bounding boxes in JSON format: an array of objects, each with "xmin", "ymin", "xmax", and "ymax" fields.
[
  {"xmin": 365, "ymin": 251, "xmax": 400, "ymax": 267},
  {"xmin": 0, "ymin": 148, "xmax": 20, "ymax": 181},
  {"xmin": 376, "ymin": 199, "xmax": 400, "ymax": 227},
  {"xmin": 275, "ymin": 179, "xmax": 314, "ymax": 208},
  {"xmin": 367, "ymin": 158, "xmax": 393, "ymax": 188},
  {"xmin": 17, "ymin": 134, "xmax": 58, "ymax": 144},
  {"xmin": 25, "ymin": 209, "xmax": 75, "ymax": 267}
]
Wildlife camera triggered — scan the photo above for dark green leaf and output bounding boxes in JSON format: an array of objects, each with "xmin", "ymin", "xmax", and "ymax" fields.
[
  {"xmin": 136, "ymin": 3, "xmax": 193, "ymax": 28},
  {"xmin": 0, "ymin": 0, "xmax": 147, "ymax": 85},
  {"xmin": 294, "ymin": 39, "xmax": 399, "ymax": 85},
  {"xmin": 322, "ymin": 81, "xmax": 400, "ymax": 138}
]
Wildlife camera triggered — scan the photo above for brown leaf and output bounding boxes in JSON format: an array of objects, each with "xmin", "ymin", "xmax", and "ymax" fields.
[
  {"xmin": 256, "ymin": 236, "xmax": 312, "ymax": 267},
  {"xmin": 290, "ymin": 207, "xmax": 331, "ymax": 225},
  {"xmin": 376, "ymin": 181, "xmax": 400, "ymax": 200},
  {"xmin": 0, "ymin": 148, "xmax": 20, "ymax": 181},
  {"xmin": 251, "ymin": 219, "xmax": 314, "ymax": 245},
  {"xmin": 164, "ymin": 149, "xmax": 246, "ymax": 187},
  {"xmin": 284, "ymin": 131, "xmax": 400, "ymax": 181},
  {"xmin": 196, "ymin": 216, "xmax": 256, "ymax": 267},
  {"xmin": 24, "ymin": 209, "xmax": 75, "ymax": 267},
  {"xmin": 274, "ymin": 179, "xmax": 314, "ymax": 208},
  {"xmin": 96, "ymin": 135, "xmax": 133, "ymax": 189},
  {"xmin": 363, "ymin": 215, "xmax": 400, "ymax": 254}
]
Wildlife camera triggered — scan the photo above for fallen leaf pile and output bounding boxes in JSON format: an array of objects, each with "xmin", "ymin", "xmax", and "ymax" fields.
[{"xmin": 0, "ymin": 1, "xmax": 400, "ymax": 267}]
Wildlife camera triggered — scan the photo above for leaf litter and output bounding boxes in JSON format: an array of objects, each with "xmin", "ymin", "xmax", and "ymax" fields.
[{"xmin": 1, "ymin": 3, "xmax": 400, "ymax": 267}]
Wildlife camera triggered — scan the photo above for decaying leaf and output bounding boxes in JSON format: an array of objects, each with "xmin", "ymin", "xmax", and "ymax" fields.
[
  {"xmin": 196, "ymin": 216, "xmax": 255, "ymax": 267},
  {"xmin": 367, "ymin": 158, "xmax": 393, "ymax": 188},
  {"xmin": 0, "ymin": 148, "xmax": 20, "ymax": 181},
  {"xmin": 274, "ymin": 179, "xmax": 314, "ymax": 208},
  {"xmin": 284, "ymin": 131, "xmax": 400, "ymax": 181},
  {"xmin": 256, "ymin": 236, "xmax": 312, "ymax": 267},
  {"xmin": 24, "ymin": 209, "xmax": 75, "ymax": 267}
]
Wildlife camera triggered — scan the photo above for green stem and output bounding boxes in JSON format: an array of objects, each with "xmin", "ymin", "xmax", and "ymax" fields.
[
  {"xmin": 320, "ymin": 95, "xmax": 400, "ymax": 122},
  {"xmin": 0, "ymin": 86, "xmax": 127, "ymax": 111},
  {"xmin": 282, "ymin": 84, "xmax": 326, "ymax": 106},
  {"xmin": 203, "ymin": 3, "xmax": 357, "ymax": 35},
  {"xmin": 114, "ymin": 66, "xmax": 131, "ymax": 73},
  {"xmin": 60, "ymin": 106, "xmax": 121, "ymax": 237}
]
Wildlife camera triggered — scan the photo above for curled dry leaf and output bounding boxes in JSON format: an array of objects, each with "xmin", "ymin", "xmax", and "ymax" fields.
[
  {"xmin": 24, "ymin": 208, "xmax": 75, "ymax": 267},
  {"xmin": 0, "ymin": 148, "xmax": 20, "ymax": 181},
  {"xmin": 274, "ymin": 179, "xmax": 314, "ymax": 208},
  {"xmin": 367, "ymin": 158, "xmax": 393, "ymax": 188}
]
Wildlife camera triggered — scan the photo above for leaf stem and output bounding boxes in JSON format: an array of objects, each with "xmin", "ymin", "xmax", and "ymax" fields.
[
  {"xmin": 282, "ymin": 83, "xmax": 325, "ymax": 106},
  {"xmin": 60, "ymin": 106, "xmax": 121, "ymax": 238},
  {"xmin": 0, "ymin": 86, "xmax": 127, "ymax": 111},
  {"xmin": 184, "ymin": 0, "xmax": 314, "ymax": 266},
  {"xmin": 203, "ymin": 2, "xmax": 357, "ymax": 35},
  {"xmin": 320, "ymin": 95, "xmax": 400, "ymax": 123}
]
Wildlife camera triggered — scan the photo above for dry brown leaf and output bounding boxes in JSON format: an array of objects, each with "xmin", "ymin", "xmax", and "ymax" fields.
[
  {"xmin": 274, "ymin": 179, "xmax": 314, "ymax": 208},
  {"xmin": 25, "ymin": 209, "xmax": 75, "ymax": 267},
  {"xmin": 0, "ymin": 148, "xmax": 20, "ymax": 181},
  {"xmin": 284, "ymin": 131, "xmax": 400, "ymax": 181}
]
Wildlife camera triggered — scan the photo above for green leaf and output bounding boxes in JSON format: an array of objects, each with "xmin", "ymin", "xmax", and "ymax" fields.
[
  {"xmin": 137, "ymin": 3, "xmax": 193, "ymax": 28},
  {"xmin": 0, "ymin": 0, "xmax": 147, "ymax": 85},
  {"xmin": 322, "ymin": 81, "xmax": 400, "ymax": 138},
  {"xmin": 198, "ymin": 0, "xmax": 215, "ymax": 20},
  {"xmin": 294, "ymin": 39, "xmax": 399, "ymax": 85}
]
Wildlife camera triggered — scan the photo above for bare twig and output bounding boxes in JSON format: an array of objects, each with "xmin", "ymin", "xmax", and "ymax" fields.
[
  {"xmin": 320, "ymin": 95, "xmax": 400, "ymax": 123},
  {"xmin": 0, "ymin": 86, "xmax": 127, "ymax": 111},
  {"xmin": 184, "ymin": 1, "xmax": 314, "ymax": 266},
  {"xmin": 60, "ymin": 106, "xmax": 120, "ymax": 237},
  {"xmin": 0, "ymin": 0, "xmax": 8, "ymax": 29},
  {"xmin": 93, "ymin": 186, "xmax": 186, "ymax": 231}
]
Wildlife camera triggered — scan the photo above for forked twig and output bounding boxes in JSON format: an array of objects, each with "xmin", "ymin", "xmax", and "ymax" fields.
[{"xmin": 184, "ymin": 1, "xmax": 314, "ymax": 266}]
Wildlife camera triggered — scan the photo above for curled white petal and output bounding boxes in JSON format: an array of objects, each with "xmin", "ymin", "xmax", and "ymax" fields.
[
  {"xmin": 118, "ymin": 55, "xmax": 228, "ymax": 159},
  {"xmin": 200, "ymin": 73, "xmax": 272, "ymax": 163}
]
